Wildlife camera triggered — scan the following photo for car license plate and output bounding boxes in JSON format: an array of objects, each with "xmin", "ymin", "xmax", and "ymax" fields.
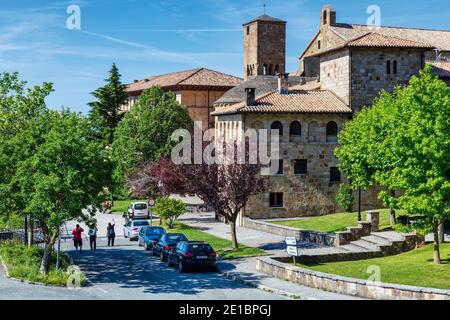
[{"xmin": 196, "ymin": 256, "xmax": 208, "ymax": 259}]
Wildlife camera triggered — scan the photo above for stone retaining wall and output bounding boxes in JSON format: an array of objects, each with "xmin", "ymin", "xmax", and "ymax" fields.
[
  {"xmin": 242, "ymin": 218, "xmax": 335, "ymax": 246},
  {"xmin": 256, "ymin": 256, "xmax": 450, "ymax": 300}
]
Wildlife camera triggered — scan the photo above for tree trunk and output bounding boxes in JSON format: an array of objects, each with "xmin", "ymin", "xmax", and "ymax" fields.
[
  {"xmin": 389, "ymin": 191, "xmax": 396, "ymax": 226},
  {"xmin": 229, "ymin": 220, "xmax": 239, "ymax": 251},
  {"xmin": 433, "ymin": 221, "xmax": 441, "ymax": 265},
  {"xmin": 40, "ymin": 235, "xmax": 57, "ymax": 275},
  {"xmin": 438, "ymin": 220, "xmax": 445, "ymax": 244},
  {"xmin": 28, "ymin": 219, "xmax": 34, "ymax": 247}
]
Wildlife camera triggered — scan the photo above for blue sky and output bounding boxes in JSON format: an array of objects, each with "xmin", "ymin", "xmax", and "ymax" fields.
[{"xmin": 1, "ymin": 0, "xmax": 450, "ymax": 114}]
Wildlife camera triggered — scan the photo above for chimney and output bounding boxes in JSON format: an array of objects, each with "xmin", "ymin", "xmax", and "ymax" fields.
[
  {"xmin": 245, "ymin": 88, "xmax": 256, "ymax": 106},
  {"xmin": 278, "ymin": 73, "xmax": 289, "ymax": 95}
]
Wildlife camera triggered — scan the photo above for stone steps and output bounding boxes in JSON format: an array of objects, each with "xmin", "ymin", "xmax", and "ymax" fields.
[
  {"xmin": 350, "ymin": 239, "xmax": 381, "ymax": 251},
  {"xmin": 372, "ymin": 231, "xmax": 406, "ymax": 242}
]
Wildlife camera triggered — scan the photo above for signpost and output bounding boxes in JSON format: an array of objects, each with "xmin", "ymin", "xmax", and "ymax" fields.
[
  {"xmin": 148, "ymin": 197, "xmax": 156, "ymax": 226},
  {"xmin": 285, "ymin": 237, "xmax": 298, "ymax": 265}
]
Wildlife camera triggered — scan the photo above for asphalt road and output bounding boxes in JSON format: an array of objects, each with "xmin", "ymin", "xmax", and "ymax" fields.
[{"xmin": 0, "ymin": 237, "xmax": 287, "ymax": 300}]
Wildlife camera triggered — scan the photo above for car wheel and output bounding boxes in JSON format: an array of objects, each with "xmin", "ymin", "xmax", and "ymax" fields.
[{"xmin": 178, "ymin": 260, "xmax": 187, "ymax": 273}]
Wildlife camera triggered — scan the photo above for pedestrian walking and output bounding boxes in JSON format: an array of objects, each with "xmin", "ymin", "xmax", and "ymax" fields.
[
  {"xmin": 88, "ymin": 224, "xmax": 98, "ymax": 251},
  {"xmin": 72, "ymin": 224, "xmax": 84, "ymax": 253},
  {"xmin": 107, "ymin": 219, "xmax": 116, "ymax": 247}
]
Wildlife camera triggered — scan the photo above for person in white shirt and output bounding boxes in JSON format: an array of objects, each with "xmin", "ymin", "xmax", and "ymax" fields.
[{"xmin": 88, "ymin": 224, "xmax": 98, "ymax": 251}]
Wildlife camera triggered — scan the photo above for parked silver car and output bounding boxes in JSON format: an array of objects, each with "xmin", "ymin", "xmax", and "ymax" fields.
[{"xmin": 123, "ymin": 220, "xmax": 150, "ymax": 241}]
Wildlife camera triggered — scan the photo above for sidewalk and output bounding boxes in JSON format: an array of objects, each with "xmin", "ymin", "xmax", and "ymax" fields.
[{"xmin": 179, "ymin": 212, "xmax": 359, "ymax": 300}]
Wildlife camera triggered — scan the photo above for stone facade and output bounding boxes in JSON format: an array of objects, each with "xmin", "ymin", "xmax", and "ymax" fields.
[
  {"xmin": 350, "ymin": 48, "xmax": 425, "ymax": 112},
  {"xmin": 243, "ymin": 17, "xmax": 286, "ymax": 80},
  {"xmin": 218, "ymin": 113, "xmax": 383, "ymax": 219},
  {"xmin": 320, "ymin": 49, "xmax": 351, "ymax": 105}
]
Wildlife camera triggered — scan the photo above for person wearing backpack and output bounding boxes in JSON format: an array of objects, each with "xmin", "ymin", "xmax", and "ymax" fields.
[
  {"xmin": 88, "ymin": 224, "xmax": 98, "ymax": 251},
  {"xmin": 107, "ymin": 219, "xmax": 116, "ymax": 247}
]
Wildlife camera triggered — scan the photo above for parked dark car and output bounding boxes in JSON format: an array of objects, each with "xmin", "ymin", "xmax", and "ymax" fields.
[
  {"xmin": 152, "ymin": 233, "xmax": 188, "ymax": 261},
  {"xmin": 138, "ymin": 226, "xmax": 166, "ymax": 250},
  {"xmin": 167, "ymin": 241, "xmax": 217, "ymax": 272}
]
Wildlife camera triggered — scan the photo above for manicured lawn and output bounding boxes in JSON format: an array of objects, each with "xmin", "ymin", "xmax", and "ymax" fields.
[
  {"xmin": 111, "ymin": 200, "xmax": 146, "ymax": 213},
  {"xmin": 0, "ymin": 242, "xmax": 86, "ymax": 287},
  {"xmin": 166, "ymin": 222, "xmax": 266, "ymax": 260},
  {"xmin": 272, "ymin": 209, "xmax": 396, "ymax": 233},
  {"xmin": 296, "ymin": 244, "xmax": 450, "ymax": 290}
]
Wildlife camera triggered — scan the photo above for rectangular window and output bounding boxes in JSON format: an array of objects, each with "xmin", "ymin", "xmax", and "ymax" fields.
[
  {"xmin": 393, "ymin": 60, "xmax": 398, "ymax": 74},
  {"xmin": 387, "ymin": 60, "xmax": 391, "ymax": 74},
  {"xmin": 269, "ymin": 193, "xmax": 284, "ymax": 208},
  {"xmin": 318, "ymin": 40, "xmax": 321, "ymax": 50},
  {"xmin": 294, "ymin": 159, "xmax": 308, "ymax": 175},
  {"xmin": 330, "ymin": 167, "xmax": 341, "ymax": 182}
]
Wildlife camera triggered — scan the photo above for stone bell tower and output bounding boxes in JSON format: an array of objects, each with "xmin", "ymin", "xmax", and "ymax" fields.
[{"xmin": 243, "ymin": 14, "xmax": 287, "ymax": 80}]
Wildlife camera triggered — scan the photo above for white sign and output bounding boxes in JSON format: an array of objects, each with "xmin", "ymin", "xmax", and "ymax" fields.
[
  {"xmin": 148, "ymin": 198, "xmax": 156, "ymax": 208},
  {"xmin": 287, "ymin": 246, "xmax": 298, "ymax": 257},
  {"xmin": 285, "ymin": 237, "xmax": 297, "ymax": 246}
]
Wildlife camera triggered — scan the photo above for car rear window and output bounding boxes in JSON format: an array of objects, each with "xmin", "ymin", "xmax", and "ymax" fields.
[
  {"xmin": 133, "ymin": 221, "xmax": 150, "ymax": 227},
  {"xmin": 147, "ymin": 228, "xmax": 165, "ymax": 235},
  {"xmin": 134, "ymin": 203, "xmax": 147, "ymax": 210},
  {"xmin": 188, "ymin": 244, "xmax": 212, "ymax": 252},
  {"xmin": 167, "ymin": 234, "xmax": 186, "ymax": 242}
]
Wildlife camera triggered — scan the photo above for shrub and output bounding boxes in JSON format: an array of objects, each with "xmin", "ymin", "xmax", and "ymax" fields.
[
  {"xmin": 153, "ymin": 197, "xmax": 186, "ymax": 229},
  {"xmin": 336, "ymin": 184, "xmax": 355, "ymax": 213}
]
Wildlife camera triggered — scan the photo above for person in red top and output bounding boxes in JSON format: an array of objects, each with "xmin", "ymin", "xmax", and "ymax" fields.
[{"xmin": 72, "ymin": 224, "xmax": 84, "ymax": 253}]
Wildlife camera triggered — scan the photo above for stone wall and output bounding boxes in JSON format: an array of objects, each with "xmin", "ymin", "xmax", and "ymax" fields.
[
  {"xmin": 350, "ymin": 48, "xmax": 425, "ymax": 112},
  {"xmin": 238, "ymin": 113, "xmax": 383, "ymax": 219},
  {"xmin": 244, "ymin": 20, "xmax": 286, "ymax": 79},
  {"xmin": 242, "ymin": 218, "xmax": 336, "ymax": 247},
  {"xmin": 256, "ymin": 257, "xmax": 450, "ymax": 300},
  {"xmin": 320, "ymin": 49, "xmax": 351, "ymax": 105}
]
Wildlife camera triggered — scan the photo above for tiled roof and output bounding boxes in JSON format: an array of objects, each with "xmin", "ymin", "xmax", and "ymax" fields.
[
  {"xmin": 243, "ymin": 14, "xmax": 286, "ymax": 26},
  {"xmin": 214, "ymin": 75, "xmax": 318, "ymax": 106},
  {"xmin": 126, "ymin": 68, "xmax": 242, "ymax": 93},
  {"xmin": 331, "ymin": 24, "xmax": 450, "ymax": 51},
  {"xmin": 310, "ymin": 32, "xmax": 434, "ymax": 57},
  {"xmin": 347, "ymin": 32, "xmax": 433, "ymax": 48},
  {"xmin": 429, "ymin": 61, "xmax": 450, "ymax": 78},
  {"xmin": 212, "ymin": 87, "xmax": 352, "ymax": 116}
]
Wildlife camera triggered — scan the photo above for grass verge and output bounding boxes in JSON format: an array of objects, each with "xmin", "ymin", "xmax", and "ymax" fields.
[
  {"xmin": 0, "ymin": 242, "xmax": 85, "ymax": 287},
  {"xmin": 272, "ymin": 209, "xmax": 397, "ymax": 233},
  {"xmin": 296, "ymin": 243, "xmax": 450, "ymax": 290},
  {"xmin": 111, "ymin": 200, "xmax": 146, "ymax": 213},
  {"xmin": 166, "ymin": 222, "xmax": 266, "ymax": 260}
]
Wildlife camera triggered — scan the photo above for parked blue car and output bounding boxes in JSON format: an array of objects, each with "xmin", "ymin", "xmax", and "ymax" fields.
[{"xmin": 138, "ymin": 226, "xmax": 166, "ymax": 250}]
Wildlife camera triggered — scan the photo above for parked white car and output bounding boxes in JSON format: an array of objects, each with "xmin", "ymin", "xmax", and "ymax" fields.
[
  {"xmin": 127, "ymin": 202, "xmax": 149, "ymax": 219},
  {"xmin": 123, "ymin": 220, "xmax": 150, "ymax": 240}
]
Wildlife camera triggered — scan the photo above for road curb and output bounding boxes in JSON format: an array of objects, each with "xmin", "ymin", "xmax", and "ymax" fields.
[{"xmin": 219, "ymin": 270, "xmax": 300, "ymax": 300}]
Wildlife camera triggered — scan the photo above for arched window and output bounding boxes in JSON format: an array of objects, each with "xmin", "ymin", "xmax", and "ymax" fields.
[
  {"xmin": 271, "ymin": 121, "xmax": 283, "ymax": 138},
  {"xmin": 326, "ymin": 121, "xmax": 338, "ymax": 143},
  {"xmin": 263, "ymin": 64, "xmax": 268, "ymax": 75},
  {"xmin": 289, "ymin": 121, "xmax": 302, "ymax": 142},
  {"xmin": 308, "ymin": 121, "xmax": 320, "ymax": 143},
  {"xmin": 269, "ymin": 64, "xmax": 273, "ymax": 75},
  {"xmin": 323, "ymin": 11, "xmax": 328, "ymax": 25},
  {"xmin": 274, "ymin": 65, "xmax": 279, "ymax": 74}
]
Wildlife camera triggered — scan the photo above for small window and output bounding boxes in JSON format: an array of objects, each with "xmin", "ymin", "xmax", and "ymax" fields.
[
  {"xmin": 326, "ymin": 121, "xmax": 338, "ymax": 143},
  {"xmin": 247, "ymin": 26, "xmax": 250, "ymax": 35},
  {"xmin": 289, "ymin": 121, "xmax": 302, "ymax": 142},
  {"xmin": 330, "ymin": 167, "xmax": 341, "ymax": 182},
  {"xmin": 387, "ymin": 60, "xmax": 391, "ymax": 75},
  {"xmin": 271, "ymin": 121, "xmax": 283, "ymax": 137},
  {"xmin": 393, "ymin": 60, "xmax": 398, "ymax": 74},
  {"xmin": 318, "ymin": 40, "xmax": 321, "ymax": 50},
  {"xmin": 294, "ymin": 159, "xmax": 308, "ymax": 175},
  {"xmin": 270, "ymin": 193, "xmax": 284, "ymax": 208}
]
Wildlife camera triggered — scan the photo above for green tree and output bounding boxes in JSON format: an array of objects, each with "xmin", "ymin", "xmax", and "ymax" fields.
[
  {"xmin": 16, "ymin": 109, "xmax": 109, "ymax": 274},
  {"xmin": 336, "ymin": 184, "xmax": 355, "ymax": 213},
  {"xmin": 88, "ymin": 63, "xmax": 128, "ymax": 145},
  {"xmin": 336, "ymin": 66, "xmax": 450, "ymax": 264},
  {"xmin": 153, "ymin": 197, "xmax": 186, "ymax": 229},
  {"xmin": 111, "ymin": 86, "xmax": 192, "ymax": 186}
]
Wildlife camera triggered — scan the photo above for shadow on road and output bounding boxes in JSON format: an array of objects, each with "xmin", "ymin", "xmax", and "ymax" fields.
[{"xmin": 66, "ymin": 242, "xmax": 243, "ymax": 296}]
